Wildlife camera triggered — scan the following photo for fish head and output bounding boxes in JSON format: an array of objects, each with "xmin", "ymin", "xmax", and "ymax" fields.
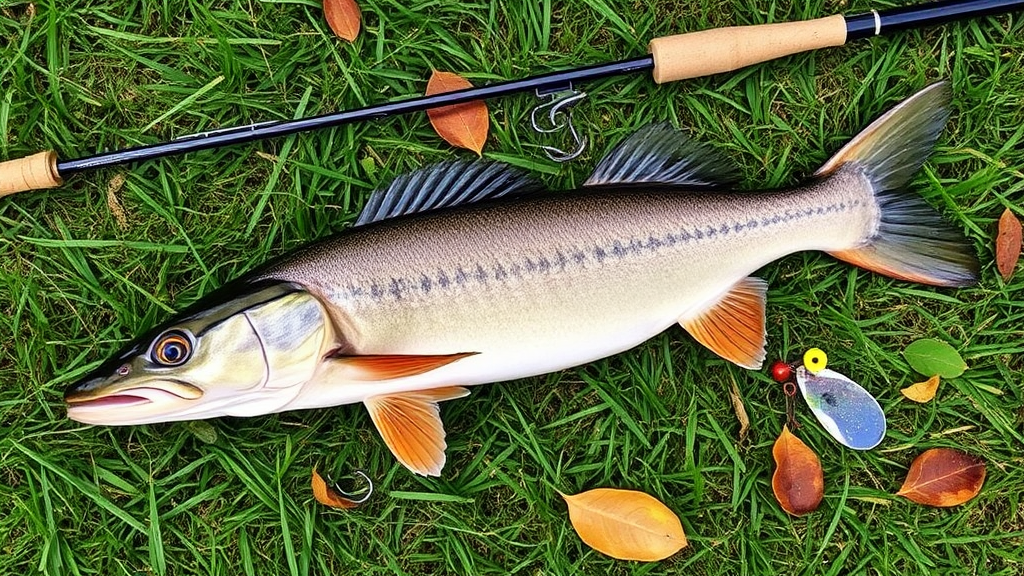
[{"xmin": 65, "ymin": 281, "xmax": 331, "ymax": 425}]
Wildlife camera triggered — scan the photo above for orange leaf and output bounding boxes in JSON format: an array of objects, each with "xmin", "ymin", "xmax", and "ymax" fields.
[
  {"xmin": 771, "ymin": 425, "xmax": 824, "ymax": 516},
  {"xmin": 996, "ymin": 208, "xmax": 1022, "ymax": 281},
  {"xmin": 323, "ymin": 0, "xmax": 360, "ymax": 42},
  {"xmin": 897, "ymin": 448, "xmax": 985, "ymax": 507},
  {"xmin": 561, "ymin": 488, "xmax": 687, "ymax": 561},
  {"xmin": 425, "ymin": 71, "xmax": 489, "ymax": 155},
  {"xmin": 900, "ymin": 374, "xmax": 941, "ymax": 403},
  {"xmin": 311, "ymin": 468, "xmax": 363, "ymax": 509}
]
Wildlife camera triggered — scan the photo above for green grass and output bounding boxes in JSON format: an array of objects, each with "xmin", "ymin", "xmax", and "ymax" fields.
[{"xmin": 2, "ymin": 0, "xmax": 1023, "ymax": 574}]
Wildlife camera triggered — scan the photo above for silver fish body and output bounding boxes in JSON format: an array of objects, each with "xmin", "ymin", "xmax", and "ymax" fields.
[
  {"xmin": 65, "ymin": 83, "xmax": 978, "ymax": 476},
  {"xmin": 264, "ymin": 169, "xmax": 875, "ymax": 407}
]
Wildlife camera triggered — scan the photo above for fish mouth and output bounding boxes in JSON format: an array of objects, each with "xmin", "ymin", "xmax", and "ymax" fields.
[
  {"xmin": 65, "ymin": 381, "xmax": 205, "ymax": 420},
  {"xmin": 66, "ymin": 393, "xmax": 153, "ymax": 409}
]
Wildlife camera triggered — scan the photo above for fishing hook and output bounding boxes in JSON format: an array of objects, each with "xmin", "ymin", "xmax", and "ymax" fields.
[
  {"xmin": 530, "ymin": 85, "xmax": 588, "ymax": 162},
  {"xmin": 325, "ymin": 469, "xmax": 374, "ymax": 504},
  {"xmin": 783, "ymin": 381, "xmax": 801, "ymax": 429}
]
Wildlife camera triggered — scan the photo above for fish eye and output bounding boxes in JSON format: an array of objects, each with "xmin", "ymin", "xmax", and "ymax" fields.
[{"xmin": 152, "ymin": 330, "xmax": 194, "ymax": 367}]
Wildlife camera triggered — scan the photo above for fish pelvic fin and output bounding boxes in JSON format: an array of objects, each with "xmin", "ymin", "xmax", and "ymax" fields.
[
  {"xmin": 365, "ymin": 387, "xmax": 470, "ymax": 476},
  {"xmin": 680, "ymin": 277, "xmax": 767, "ymax": 369},
  {"xmin": 816, "ymin": 82, "xmax": 979, "ymax": 287}
]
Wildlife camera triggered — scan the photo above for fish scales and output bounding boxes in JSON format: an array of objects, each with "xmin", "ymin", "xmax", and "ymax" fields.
[{"xmin": 256, "ymin": 169, "xmax": 875, "ymax": 388}]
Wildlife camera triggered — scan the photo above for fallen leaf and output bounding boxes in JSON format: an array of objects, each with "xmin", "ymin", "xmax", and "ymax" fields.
[
  {"xmin": 323, "ymin": 0, "xmax": 361, "ymax": 42},
  {"xmin": 106, "ymin": 173, "xmax": 128, "ymax": 230},
  {"xmin": 771, "ymin": 425, "xmax": 824, "ymax": 516},
  {"xmin": 562, "ymin": 488, "xmax": 687, "ymax": 561},
  {"xmin": 901, "ymin": 374, "xmax": 940, "ymax": 403},
  {"xmin": 903, "ymin": 339, "xmax": 967, "ymax": 379},
  {"xmin": 311, "ymin": 468, "xmax": 364, "ymax": 509},
  {"xmin": 729, "ymin": 376, "xmax": 749, "ymax": 443},
  {"xmin": 996, "ymin": 208, "xmax": 1021, "ymax": 281},
  {"xmin": 897, "ymin": 448, "xmax": 985, "ymax": 507},
  {"xmin": 425, "ymin": 71, "xmax": 489, "ymax": 155}
]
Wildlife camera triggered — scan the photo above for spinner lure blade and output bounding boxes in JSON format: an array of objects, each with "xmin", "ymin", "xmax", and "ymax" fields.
[{"xmin": 796, "ymin": 366, "xmax": 886, "ymax": 450}]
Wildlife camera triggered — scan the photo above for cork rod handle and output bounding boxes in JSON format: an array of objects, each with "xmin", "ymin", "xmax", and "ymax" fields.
[
  {"xmin": 648, "ymin": 15, "xmax": 849, "ymax": 84},
  {"xmin": 0, "ymin": 151, "xmax": 63, "ymax": 197}
]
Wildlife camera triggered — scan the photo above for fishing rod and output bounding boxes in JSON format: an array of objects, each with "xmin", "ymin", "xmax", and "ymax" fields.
[{"xmin": 1, "ymin": 0, "xmax": 1020, "ymax": 197}]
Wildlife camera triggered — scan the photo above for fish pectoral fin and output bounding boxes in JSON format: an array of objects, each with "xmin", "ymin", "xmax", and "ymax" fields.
[
  {"xmin": 679, "ymin": 277, "xmax": 767, "ymax": 369},
  {"xmin": 328, "ymin": 352, "xmax": 478, "ymax": 381},
  {"xmin": 364, "ymin": 387, "xmax": 471, "ymax": 476}
]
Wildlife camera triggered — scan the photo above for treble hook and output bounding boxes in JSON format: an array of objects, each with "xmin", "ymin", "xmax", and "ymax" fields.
[
  {"xmin": 530, "ymin": 85, "xmax": 588, "ymax": 162},
  {"xmin": 325, "ymin": 469, "xmax": 374, "ymax": 505}
]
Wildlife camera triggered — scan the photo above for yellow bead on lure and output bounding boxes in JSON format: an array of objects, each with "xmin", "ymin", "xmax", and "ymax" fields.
[
  {"xmin": 803, "ymin": 348, "xmax": 828, "ymax": 374},
  {"xmin": 65, "ymin": 83, "xmax": 977, "ymax": 476}
]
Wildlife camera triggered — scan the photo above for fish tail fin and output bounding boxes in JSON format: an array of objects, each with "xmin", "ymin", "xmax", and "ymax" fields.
[{"xmin": 817, "ymin": 82, "xmax": 979, "ymax": 287}]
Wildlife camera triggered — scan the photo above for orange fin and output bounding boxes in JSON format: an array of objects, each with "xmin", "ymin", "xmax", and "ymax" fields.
[
  {"xmin": 680, "ymin": 277, "xmax": 767, "ymax": 369},
  {"xmin": 330, "ymin": 352, "xmax": 477, "ymax": 381},
  {"xmin": 364, "ymin": 387, "xmax": 470, "ymax": 476}
]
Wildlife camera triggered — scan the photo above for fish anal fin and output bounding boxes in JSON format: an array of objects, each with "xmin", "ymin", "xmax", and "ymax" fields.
[
  {"xmin": 329, "ymin": 352, "xmax": 478, "ymax": 381},
  {"xmin": 680, "ymin": 277, "xmax": 767, "ymax": 369},
  {"xmin": 365, "ymin": 387, "xmax": 470, "ymax": 476}
]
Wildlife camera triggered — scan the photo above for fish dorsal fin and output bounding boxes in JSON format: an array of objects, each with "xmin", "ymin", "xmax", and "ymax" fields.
[
  {"xmin": 679, "ymin": 277, "xmax": 767, "ymax": 369},
  {"xmin": 364, "ymin": 387, "xmax": 471, "ymax": 476},
  {"xmin": 584, "ymin": 122, "xmax": 738, "ymax": 188},
  {"xmin": 355, "ymin": 161, "xmax": 543, "ymax": 226}
]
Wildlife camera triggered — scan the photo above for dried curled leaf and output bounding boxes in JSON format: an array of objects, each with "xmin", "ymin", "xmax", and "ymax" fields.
[
  {"xmin": 729, "ymin": 376, "xmax": 750, "ymax": 443},
  {"xmin": 562, "ymin": 488, "xmax": 687, "ymax": 561},
  {"xmin": 311, "ymin": 468, "xmax": 363, "ymax": 509},
  {"xmin": 901, "ymin": 374, "xmax": 940, "ymax": 403},
  {"xmin": 903, "ymin": 339, "xmax": 967, "ymax": 379},
  {"xmin": 425, "ymin": 71, "xmax": 489, "ymax": 155},
  {"xmin": 324, "ymin": 0, "xmax": 361, "ymax": 42},
  {"xmin": 772, "ymin": 425, "xmax": 824, "ymax": 516},
  {"xmin": 897, "ymin": 448, "xmax": 985, "ymax": 507},
  {"xmin": 997, "ymin": 208, "xmax": 1022, "ymax": 281}
]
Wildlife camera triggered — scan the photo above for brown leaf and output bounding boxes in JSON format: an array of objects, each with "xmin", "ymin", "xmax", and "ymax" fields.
[
  {"xmin": 771, "ymin": 425, "xmax": 824, "ymax": 516},
  {"xmin": 323, "ymin": 0, "xmax": 360, "ymax": 42},
  {"xmin": 900, "ymin": 374, "xmax": 940, "ymax": 403},
  {"xmin": 996, "ymin": 208, "xmax": 1022, "ymax": 281},
  {"xmin": 897, "ymin": 448, "xmax": 985, "ymax": 507},
  {"xmin": 562, "ymin": 488, "xmax": 687, "ymax": 561},
  {"xmin": 425, "ymin": 71, "xmax": 489, "ymax": 155},
  {"xmin": 729, "ymin": 376, "xmax": 749, "ymax": 443},
  {"xmin": 106, "ymin": 173, "xmax": 129, "ymax": 230},
  {"xmin": 311, "ymin": 468, "xmax": 363, "ymax": 509}
]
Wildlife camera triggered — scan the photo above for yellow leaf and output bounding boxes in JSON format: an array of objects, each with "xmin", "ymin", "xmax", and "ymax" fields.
[
  {"xmin": 561, "ymin": 488, "xmax": 687, "ymax": 561},
  {"xmin": 425, "ymin": 71, "xmax": 489, "ymax": 155},
  {"xmin": 901, "ymin": 374, "xmax": 941, "ymax": 403}
]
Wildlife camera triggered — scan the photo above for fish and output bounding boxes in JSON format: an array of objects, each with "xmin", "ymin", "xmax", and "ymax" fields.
[{"xmin": 65, "ymin": 83, "xmax": 978, "ymax": 476}]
